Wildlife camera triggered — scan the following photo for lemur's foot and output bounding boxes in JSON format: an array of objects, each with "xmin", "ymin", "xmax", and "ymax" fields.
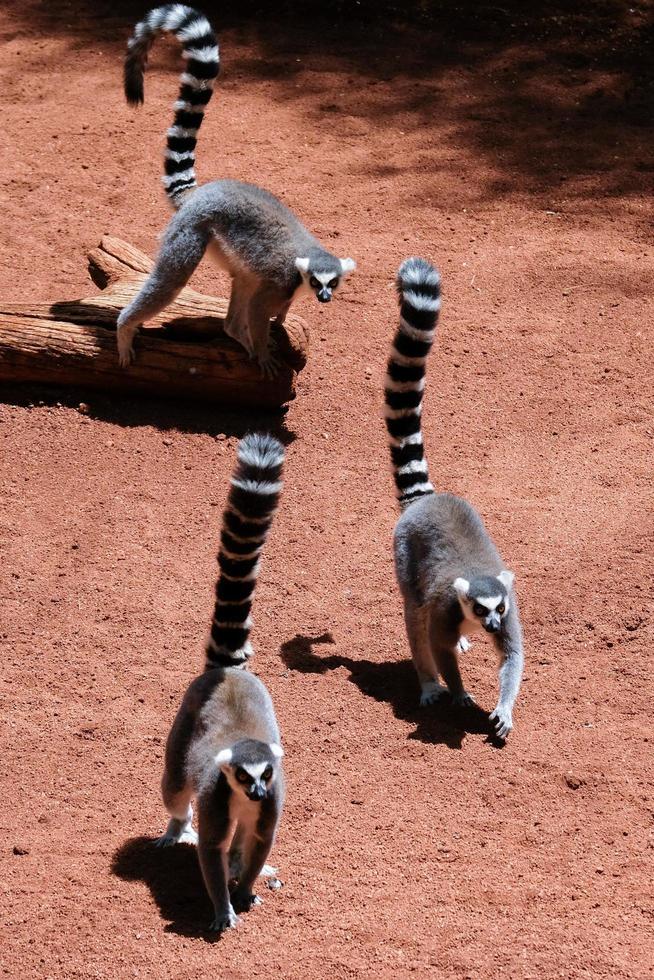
[
  {"xmin": 420, "ymin": 680, "xmax": 448, "ymax": 706},
  {"xmin": 255, "ymin": 346, "xmax": 282, "ymax": 379},
  {"xmin": 118, "ymin": 346, "xmax": 135, "ymax": 369},
  {"xmin": 117, "ymin": 330, "xmax": 136, "ymax": 368},
  {"xmin": 209, "ymin": 905, "xmax": 238, "ymax": 933},
  {"xmin": 229, "ymin": 857, "xmax": 280, "ymax": 888},
  {"xmin": 176, "ymin": 827, "xmax": 198, "ymax": 846},
  {"xmin": 231, "ymin": 889, "xmax": 263, "ymax": 914},
  {"xmin": 451, "ymin": 691, "xmax": 476, "ymax": 709},
  {"xmin": 489, "ymin": 704, "xmax": 513, "ymax": 740},
  {"xmin": 456, "ymin": 636, "xmax": 471, "ymax": 655},
  {"xmin": 155, "ymin": 819, "xmax": 198, "ymax": 848},
  {"xmin": 260, "ymin": 864, "xmax": 282, "ymax": 889}
]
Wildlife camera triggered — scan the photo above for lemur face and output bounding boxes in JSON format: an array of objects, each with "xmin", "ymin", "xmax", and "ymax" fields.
[
  {"xmin": 453, "ymin": 571, "xmax": 514, "ymax": 634},
  {"xmin": 216, "ymin": 739, "xmax": 283, "ymax": 801},
  {"xmin": 295, "ymin": 257, "xmax": 356, "ymax": 303},
  {"xmin": 233, "ymin": 762, "xmax": 275, "ymax": 801}
]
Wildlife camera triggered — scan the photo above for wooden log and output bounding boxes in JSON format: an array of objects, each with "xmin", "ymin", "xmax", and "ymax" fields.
[{"xmin": 0, "ymin": 237, "xmax": 310, "ymax": 408}]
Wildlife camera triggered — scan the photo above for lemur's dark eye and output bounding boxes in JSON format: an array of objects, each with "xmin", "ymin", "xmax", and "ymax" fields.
[
  {"xmin": 235, "ymin": 767, "xmax": 250, "ymax": 784},
  {"xmin": 263, "ymin": 766, "xmax": 273, "ymax": 781},
  {"xmin": 497, "ymin": 603, "xmax": 505, "ymax": 615},
  {"xmin": 328, "ymin": 278, "xmax": 339, "ymax": 289},
  {"xmin": 473, "ymin": 603, "xmax": 486, "ymax": 617},
  {"xmin": 309, "ymin": 276, "xmax": 320, "ymax": 289}
]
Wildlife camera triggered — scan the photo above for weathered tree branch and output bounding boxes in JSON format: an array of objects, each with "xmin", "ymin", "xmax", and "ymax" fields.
[{"xmin": 0, "ymin": 237, "xmax": 310, "ymax": 408}]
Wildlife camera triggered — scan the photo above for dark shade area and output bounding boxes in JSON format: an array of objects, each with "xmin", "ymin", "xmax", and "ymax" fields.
[
  {"xmin": 7, "ymin": 0, "xmax": 654, "ymax": 200},
  {"xmin": 280, "ymin": 633, "xmax": 504, "ymax": 748}
]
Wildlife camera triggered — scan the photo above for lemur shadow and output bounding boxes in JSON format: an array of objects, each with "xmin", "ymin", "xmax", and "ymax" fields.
[
  {"xmin": 280, "ymin": 633, "xmax": 504, "ymax": 750},
  {"xmin": 0, "ymin": 382, "xmax": 297, "ymax": 443},
  {"xmin": 111, "ymin": 836, "xmax": 224, "ymax": 942}
]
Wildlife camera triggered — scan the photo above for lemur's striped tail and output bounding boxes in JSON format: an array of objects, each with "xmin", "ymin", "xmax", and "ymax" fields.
[
  {"xmin": 205, "ymin": 434, "xmax": 285, "ymax": 671},
  {"xmin": 124, "ymin": 5, "xmax": 219, "ymax": 207},
  {"xmin": 384, "ymin": 257, "xmax": 441, "ymax": 508}
]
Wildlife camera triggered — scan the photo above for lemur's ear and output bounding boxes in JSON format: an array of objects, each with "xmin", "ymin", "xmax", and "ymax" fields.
[
  {"xmin": 269, "ymin": 742, "xmax": 284, "ymax": 759},
  {"xmin": 215, "ymin": 748, "xmax": 233, "ymax": 768},
  {"xmin": 340, "ymin": 257, "xmax": 356, "ymax": 274},
  {"xmin": 498, "ymin": 570, "xmax": 515, "ymax": 591},
  {"xmin": 295, "ymin": 257, "xmax": 310, "ymax": 273},
  {"xmin": 453, "ymin": 577, "xmax": 470, "ymax": 600}
]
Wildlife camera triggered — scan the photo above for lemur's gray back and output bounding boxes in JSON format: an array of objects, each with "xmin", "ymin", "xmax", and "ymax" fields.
[
  {"xmin": 124, "ymin": 4, "xmax": 219, "ymax": 206},
  {"xmin": 177, "ymin": 181, "xmax": 335, "ymax": 291},
  {"xmin": 394, "ymin": 493, "xmax": 504, "ymax": 607}
]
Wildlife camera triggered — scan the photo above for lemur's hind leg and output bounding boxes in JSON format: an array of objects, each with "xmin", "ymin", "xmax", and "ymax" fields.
[
  {"xmin": 403, "ymin": 600, "xmax": 446, "ymax": 706},
  {"xmin": 247, "ymin": 291, "xmax": 287, "ymax": 378},
  {"xmin": 223, "ymin": 278, "xmax": 256, "ymax": 356},
  {"xmin": 157, "ymin": 775, "xmax": 197, "ymax": 847},
  {"xmin": 273, "ymin": 299, "xmax": 292, "ymax": 327},
  {"xmin": 432, "ymin": 643, "xmax": 475, "ymax": 708},
  {"xmin": 116, "ymin": 222, "xmax": 211, "ymax": 367},
  {"xmin": 156, "ymin": 702, "xmax": 199, "ymax": 847}
]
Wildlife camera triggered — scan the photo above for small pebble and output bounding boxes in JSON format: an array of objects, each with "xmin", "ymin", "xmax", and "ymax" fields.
[
  {"xmin": 13, "ymin": 845, "xmax": 29, "ymax": 856},
  {"xmin": 78, "ymin": 402, "xmax": 89, "ymax": 414},
  {"xmin": 564, "ymin": 773, "xmax": 583, "ymax": 790},
  {"xmin": 162, "ymin": 438, "xmax": 172, "ymax": 446}
]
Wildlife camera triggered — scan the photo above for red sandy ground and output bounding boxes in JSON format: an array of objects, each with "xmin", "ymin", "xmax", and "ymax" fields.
[{"xmin": 1, "ymin": 2, "xmax": 653, "ymax": 977}]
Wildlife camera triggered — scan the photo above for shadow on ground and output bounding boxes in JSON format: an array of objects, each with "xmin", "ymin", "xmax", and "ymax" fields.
[
  {"xmin": 0, "ymin": 382, "xmax": 297, "ymax": 440},
  {"xmin": 111, "ymin": 836, "xmax": 221, "ymax": 940},
  {"xmin": 6, "ymin": 0, "xmax": 654, "ymax": 203},
  {"xmin": 280, "ymin": 632, "xmax": 504, "ymax": 749}
]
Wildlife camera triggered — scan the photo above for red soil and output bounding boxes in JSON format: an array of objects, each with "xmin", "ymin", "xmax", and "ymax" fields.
[{"xmin": 1, "ymin": 2, "xmax": 652, "ymax": 977}]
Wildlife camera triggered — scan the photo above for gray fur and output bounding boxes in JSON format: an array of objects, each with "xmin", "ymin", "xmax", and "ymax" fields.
[
  {"xmin": 117, "ymin": 181, "xmax": 355, "ymax": 373},
  {"xmin": 159, "ymin": 668, "xmax": 284, "ymax": 933},
  {"xmin": 154, "ymin": 429, "xmax": 286, "ymax": 933},
  {"xmin": 395, "ymin": 494, "xmax": 523, "ymax": 738},
  {"xmin": 387, "ymin": 259, "xmax": 524, "ymax": 739},
  {"xmin": 119, "ymin": 5, "xmax": 355, "ymax": 374}
]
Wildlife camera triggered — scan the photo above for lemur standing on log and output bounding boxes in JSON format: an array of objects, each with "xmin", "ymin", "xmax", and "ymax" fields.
[
  {"xmin": 117, "ymin": 5, "xmax": 356, "ymax": 374},
  {"xmin": 157, "ymin": 433, "xmax": 286, "ymax": 932},
  {"xmin": 384, "ymin": 258, "xmax": 524, "ymax": 739}
]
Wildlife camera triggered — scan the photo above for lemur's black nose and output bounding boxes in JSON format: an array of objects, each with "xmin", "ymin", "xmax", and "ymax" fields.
[
  {"xmin": 484, "ymin": 622, "xmax": 499, "ymax": 633},
  {"xmin": 317, "ymin": 289, "xmax": 332, "ymax": 303},
  {"xmin": 247, "ymin": 785, "xmax": 266, "ymax": 801}
]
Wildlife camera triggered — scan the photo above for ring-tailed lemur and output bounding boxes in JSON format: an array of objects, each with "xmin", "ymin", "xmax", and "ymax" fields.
[
  {"xmin": 158, "ymin": 433, "xmax": 286, "ymax": 932},
  {"xmin": 385, "ymin": 258, "xmax": 524, "ymax": 739},
  {"xmin": 117, "ymin": 5, "xmax": 356, "ymax": 375}
]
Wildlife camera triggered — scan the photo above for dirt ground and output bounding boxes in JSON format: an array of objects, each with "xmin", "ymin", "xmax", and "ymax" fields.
[{"xmin": 1, "ymin": 1, "xmax": 653, "ymax": 977}]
